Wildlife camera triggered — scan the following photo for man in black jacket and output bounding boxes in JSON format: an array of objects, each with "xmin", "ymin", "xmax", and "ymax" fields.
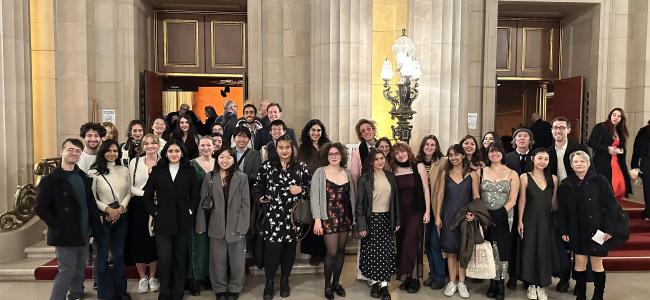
[
  {"xmin": 253, "ymin": 103, "xmax": 297, "ymax": 150},
  {"xmin": 547, "ymin": 116, "xmax": 590, "ymax": 293},
  {"xmin": 35, "ymin": 138, "xmax": 102, "ymax": 300},
  {"xmin": 530, "ymin": 112, "xmax": 553, "ymax": 149}
]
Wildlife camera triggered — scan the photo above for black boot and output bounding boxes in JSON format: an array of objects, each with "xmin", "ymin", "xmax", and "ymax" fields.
[
  {"xmin": 487, "ymin": 279, "xmax": 497, "ymax": 298},
  {"xmin": 263, "ymin": 280, "xmax": 274, "ymax": 300},
  {"xmin": 495, "ymin": 279, "xmax": 505, "ymax": 300},
  {"xmin": 399, "ymin": 277, "xmax": 412, "ymax": 290},
  {"xmin": 407, "ymin": 278, "xmax": 420, "ymax": 293},
  {"xmin": 380, "ymin": 286, "xmax": 392, "ymax": 300},
  {"xmin": 188, "ymin": 279, "xmax": 201, "ymax": 296},
  {"xmin": 280, "ymin": 276, "xmax": 290, "ymax": 298},
  {"xmin": 333, "ymin": 284, "xmax": 346, "ymax": 297},
  {"xmin": 370, "ymin": 283, "xmax": 381, "ymax": 298},
  {"xmin": 573, "ymin": 270, "xmax": 587, "ymax": 300},
  {"xmin": 592, "ymin": 271, "xmax": 606, "ymax": 300}
]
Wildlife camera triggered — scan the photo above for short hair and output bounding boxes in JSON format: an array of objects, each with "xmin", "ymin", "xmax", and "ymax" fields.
[
  {"xmin": 551, "ymin": 116, "xmax": 572, "ymax": 129},
  {"xmin": 319, "ymin": 142, "xmax": 348, "ymax": 168},
  {"xmin": 79, "ymin": 122, "xmax": 107, "ymax": 138},
  {"xmin": 485, "ymin": 142, "xmax": 506, "ymax": 166},
  {"xmin": 354, "ymin": 119, "xmax": 377, "ymax": 142},
  {"xmin": 243, "ymin": 103, "xmax": 258, "ymax": 115},
  {"xmin": 268, "ymin": 102, "xmax": 283, "ymax": 112},
  {"xmin": 211, "ymin": 132, "xmax": 224, "ymax": 139},
  {"xmin": 269, "ymin": 119, "xmax": 287, "ymax": 130},
  {"xmin": 232, "ymin": 126, "xmax": 252, "ymax": 139},
  {"xmin": 569, "ymin": 150, "xmax": 592, "ymax": 168},
  {"xmin": 224, "ymin": 100, "xmax": 235, "ymax": 111},
  {"xmin": 61, "ymin": 138, "xmax": 84, "ymax": 150}
]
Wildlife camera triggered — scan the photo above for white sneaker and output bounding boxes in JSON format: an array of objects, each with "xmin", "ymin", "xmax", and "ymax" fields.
[
  {"xmin": 149, "ymin": 277, "xmax": 160, "ymax": 292},
  {"xmin": 527, "ymin": 285, "xmax": 538, "ymax": 299},
  {"xmin": 443, "ymin": 281, "xmax": 457, "ymax": 297},
  {"xmin": 138, "ymin": 276, "xmax": 149, "ymax": 293},
  {"xmin": 536, "ymin": 287, "xmax": 548, "ymax": 300},
  {"xmin": 457, "ymin": 282, "xmax": 470, "ymax": 298}
]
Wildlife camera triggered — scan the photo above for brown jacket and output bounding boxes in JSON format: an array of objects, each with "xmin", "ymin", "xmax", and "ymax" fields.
[{"xmin": 453, "ymin": 199, "xmax": 493, "ymax": 268}]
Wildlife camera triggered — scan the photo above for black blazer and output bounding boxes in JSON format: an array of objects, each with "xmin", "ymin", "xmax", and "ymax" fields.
[
  {"xmin": 143, "ymin": 163, "xmax": 200, "ymax": 235},
  {"xmin": 587, "ymin": 122, "xmax": 632, "ymax": 196},
  {"xmin": 35, "ymin": 167, "xmax": 101, "ymax": 246},
  {"xmin": 355, "ymin": 170, "xmax": 401, "ymax": 234},
  {"xmin": 547, "ymin": 141, "xmax": 590, "ymax": 179},
  {"xmin": 253, "ymin": 127, "xmax": 297, "ymax": 151},
  {"xmin": 531, "ymin": 119, "xmax": 554, "ymax": 149},
  {"xmin": 632, "ymin": 124, "xmax": 650, "ymax": 172},
  {"xmin": 504, "ymin": 150, "xmax": 533, "ymax": 175}
]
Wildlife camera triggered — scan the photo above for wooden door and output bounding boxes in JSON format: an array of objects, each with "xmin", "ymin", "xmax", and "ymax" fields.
[
  {"xmin": 144, "ymin": 70, "xmax": 163, "ymax": 128},
  {"xmin": 548, "ymin": 76, "xmax": 583, "ymax": 142}
]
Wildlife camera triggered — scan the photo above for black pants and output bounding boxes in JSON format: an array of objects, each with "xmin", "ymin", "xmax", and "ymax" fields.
[
  {"xmin": 263, "ymin": 241, "xmax": 297, "ymax": 281},
  {"xmin": 642, "ymin": 171, "xmax": 650, "ymax": 218},
  {"xmin": 156, "ymin": 232, "xmax": 189, "ymax": 300}
]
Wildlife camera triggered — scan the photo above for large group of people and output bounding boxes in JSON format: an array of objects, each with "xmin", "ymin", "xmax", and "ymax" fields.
[{"xmin": 34, "ymin": 101, "xmax": 648, "ymax": 300}]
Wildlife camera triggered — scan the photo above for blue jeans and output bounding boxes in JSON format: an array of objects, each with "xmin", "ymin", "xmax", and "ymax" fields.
[
  {"xmin": 425, "ymin": 220, "xmax": 447, "ymax": 282},
  {"xmin": 95, "ymin": 215, "xmax": 128, "ymax": 299}
]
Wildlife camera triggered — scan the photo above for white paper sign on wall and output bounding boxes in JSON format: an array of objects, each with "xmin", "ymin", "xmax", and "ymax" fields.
[
  {"xmin": 102, "ymin": 109, "xmax": 116, "ymax": 123},
  {"xmin": 467, "ymin": 113, "xmax": 478, "ymax": 130}
]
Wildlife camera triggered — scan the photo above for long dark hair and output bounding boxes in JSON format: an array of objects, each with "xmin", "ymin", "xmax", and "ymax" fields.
[
  {"xmin": 124, "ymin": 120, "xmax": 145, "ymax": 159},
  {"xmin": 90, "ymin": 139, "xmax": 122, "ymax": 175},
  {"xmin": 460, "ymin": 135, "xmax": 483, "ymax": 167},
  {"xmin": 604, "ymin": 107, "xmax": 629, "ymax": 140},
  {"xmin": 299, "ymin": 119, "xmax": 330, "ymax": 158},
  {"xmin": 444, "ymin": 144, "xmax": 470, "ymax": 177},
  {"xmin": 480, "ymin": 131, "xmax": 500, "ymax": 163},
  {"xmin": 171, "ymin": 114, "xmax": 197, "ymax": 142},
  {"xmin": 269, "ymin": 134, "xmax": 298, "ymax": 172},
  {"xmin": 416, "ymin": 135, "xmax": 444, "ymax": 163},
  {"xmin": 214, "ymin": 148, "xmax": 237, "ymax": 194},
  {"xmin": 158, "ymin": 139, "xmax": 189, "ymax": 167},
  {"xmin": 361, "ymin": 148, "xmax": 384, "ymax": 177}
]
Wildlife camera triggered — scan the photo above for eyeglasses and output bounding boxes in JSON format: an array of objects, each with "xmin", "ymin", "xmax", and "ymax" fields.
[
  {"xmin": 552, "ymin": 126, "xmax": 568, "ymax": 131},
  {"xmin": 328, "ymin": 152, "xmax": 341, "ymax": 157},
  {"xmin": 65, "ymin": 148, "xmax": 82, "ymax": 154}
]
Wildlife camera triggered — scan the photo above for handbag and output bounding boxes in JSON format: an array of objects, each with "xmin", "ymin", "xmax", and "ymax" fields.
[
  {"xmin": 201, "ymin": 171, "xmax": 216, "ymax": 210},
  {"xmin": 465, "ymin": 225, "xmax": 496, "ymax": 279}
]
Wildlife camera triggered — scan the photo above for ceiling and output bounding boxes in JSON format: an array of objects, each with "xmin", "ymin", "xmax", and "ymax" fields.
[
  {"xmin": 149, "ymin": 0, "xmax": 246, "ymax": 11},
  {"xmin": 498, "ymin": 1, "xmax": 598, "ymax": 18}
]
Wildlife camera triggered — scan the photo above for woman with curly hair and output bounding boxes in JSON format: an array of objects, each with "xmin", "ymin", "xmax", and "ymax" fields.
[{"xmin": 298, "ymin": 119, "xmax": 331, "ymax": 265}]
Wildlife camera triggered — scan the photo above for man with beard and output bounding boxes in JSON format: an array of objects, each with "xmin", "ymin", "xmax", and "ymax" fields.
[
  {"xmin": 77, "ymin": 122, "xmax": 107, "ymax": 173},
  {"xmin": 232, "ymin": 104, "xmax": 264, "ymax": 149}
]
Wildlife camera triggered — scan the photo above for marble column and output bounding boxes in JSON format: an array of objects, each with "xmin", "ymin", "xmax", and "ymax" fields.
[
  {"xmin": 311, "ymin": 0, "xmax": 372, "ymax": 144},
  {"xmin": 408, "ymin": 0, "xmax": 471, "ymax": 148},
  {"xmin": 0, "ymin": 0, "xmax": 34, "ymax": 211}
]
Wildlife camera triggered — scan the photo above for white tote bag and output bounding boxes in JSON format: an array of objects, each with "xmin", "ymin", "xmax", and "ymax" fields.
[{"xmin": 465, "ymin": 226, "xmax": 496, "ymax": 279}]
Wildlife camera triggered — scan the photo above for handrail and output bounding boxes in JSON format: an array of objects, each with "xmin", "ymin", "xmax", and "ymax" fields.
[{"xmin": 0, "ymin": 157, "xmax": 61, "ymax": 232}]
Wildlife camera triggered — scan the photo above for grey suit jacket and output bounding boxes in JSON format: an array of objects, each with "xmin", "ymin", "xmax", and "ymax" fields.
[
  {"xmin": 235, "ymin": 147, "xmax": 262, "ymax": 185},
  {"xmin": 196, "ymin": 171, "xmax": 251, "ymax": 242}
]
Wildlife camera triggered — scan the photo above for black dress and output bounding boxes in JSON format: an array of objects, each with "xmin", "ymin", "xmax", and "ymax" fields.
[
  {"xmin": 298, "ymin": 148, "xmax": 326, "ymax": 256},
  {"xmin": 516, "ymin": 174, "xmax": 561, "ymax": 287}
]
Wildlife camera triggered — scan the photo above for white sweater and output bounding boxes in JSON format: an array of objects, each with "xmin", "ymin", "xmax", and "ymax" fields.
[
  {"xmin": 128, "ymin": 156, "xmax": 155, "ymax": 197},
  {"xmin": 90, "ymin": 162, "xmax": 132, "ymax": 212},
  {"xmin": 77, "ymin": 150, "xmax": 96, "ymax": 174}
]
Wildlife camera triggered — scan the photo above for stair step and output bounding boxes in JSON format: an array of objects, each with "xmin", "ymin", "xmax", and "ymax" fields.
[
  {"xmin": 248, "ymin": 259, "xmax": 322, "ymax": 275},
  {"xmin": 25, "ymin": 240, "xmax": 56, "ymax": 259},
  {"xmin": 604, "ymin": 250, "xmax": 650, "ymax": 271},
  {"xmin": 0, "ymin": 258, "xmax": 50, "ymax": 281}
]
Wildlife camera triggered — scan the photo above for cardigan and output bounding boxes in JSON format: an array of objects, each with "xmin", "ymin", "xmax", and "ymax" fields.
[{"xmin": 310, "ymin": 167, "xmax": 357, "ymax": 221}]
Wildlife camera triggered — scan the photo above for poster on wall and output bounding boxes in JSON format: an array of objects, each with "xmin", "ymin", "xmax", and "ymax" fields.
[
  {"xmin": 467, "ymin": 112, "xmax": 478, "ymax": 130},
  {"xmin": 102, "ymin": 109, "xmax": 116, "ymax": 123}
]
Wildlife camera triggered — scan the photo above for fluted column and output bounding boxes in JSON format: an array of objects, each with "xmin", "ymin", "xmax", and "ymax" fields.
[
  {"xmin": 311, "ymin": 0, "xmax": 372, "ymax": 144},
  {"xmin": 0, "ymin": 0, "xmax": 34, "ymax": 211},
  {"xmin": 408, "ymin": 0, "xmax": 471, "ymax": 148}
]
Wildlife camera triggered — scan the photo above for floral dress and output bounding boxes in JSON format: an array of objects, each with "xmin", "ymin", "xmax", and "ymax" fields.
[{"xmin": 254, "ymin": 160, "xmax": 311, "ymax": 243}]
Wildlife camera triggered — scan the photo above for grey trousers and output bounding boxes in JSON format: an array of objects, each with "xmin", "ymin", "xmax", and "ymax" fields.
[
  {"xmin": 209, "ymin": 237, "xmax": 246, "ymax": 293},
  {"xmin": 50, "ymin": 245, "xmax": 88, "ymax": 300}
]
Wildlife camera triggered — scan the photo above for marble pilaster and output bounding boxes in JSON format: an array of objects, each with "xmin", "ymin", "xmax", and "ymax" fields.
[
  {"xmin": 311, "ymin": 0, "xmax": 372, "ymax": 144},
  {"xmin": 0, "ymin": 0, "xmax": 34, "ymax": 211}
]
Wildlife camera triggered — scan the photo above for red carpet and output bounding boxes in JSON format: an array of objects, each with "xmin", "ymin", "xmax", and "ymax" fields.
[
  {"xmin": 34, "ymin": 259, "xmax": 141, "ymax": 280},
  {"xmin": 603, "ymin": 199, "xmax": 650, "ymax": 271}
]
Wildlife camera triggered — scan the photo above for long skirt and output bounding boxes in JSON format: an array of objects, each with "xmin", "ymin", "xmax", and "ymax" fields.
[
  {"xmin": 360, "ymin": 212, "xmax": 396, "ymax": 282},
  {"xmin": 126, "ymin": 196, "xmax": 157, "ymax": 263}
]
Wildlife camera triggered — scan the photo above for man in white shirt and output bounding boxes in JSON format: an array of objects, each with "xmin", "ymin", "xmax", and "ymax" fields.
[{"xmin": 77, "ymin": 122, "xmax": 107, "ymax": 173}]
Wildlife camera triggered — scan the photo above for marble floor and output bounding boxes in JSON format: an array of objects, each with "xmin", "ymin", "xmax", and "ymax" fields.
[{"xmin": 2, "ymin": 256, "xmax": 649, "ymax": 300}]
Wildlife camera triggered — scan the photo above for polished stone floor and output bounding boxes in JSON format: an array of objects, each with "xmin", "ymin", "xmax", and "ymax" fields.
[{"xmin": 2, "ymin": 256, "xmax": 649, "ymax": 300}]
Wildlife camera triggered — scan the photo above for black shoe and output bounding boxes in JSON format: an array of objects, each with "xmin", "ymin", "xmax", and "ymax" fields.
[
  {"xmin": 556, "ymin": 279, "xmax": 570, "ymax": 293},
  {"xmin": 431, "ymin": 279, "xmax": 447, "ymax": 290},
  {"xmin": 506, "ymin": 277, "xmax": 517, "ymax": 290},
  {"xmin": 189, "ymin": 279, "xmax": 201, "ymax": 296},
  {"xmin": 216, "ymin": 292, "xmax": 228, "ymax": 300},
  {"xmin": 263, "ymin": 280, "xmax": 274, "ymax": 300},
  {"xmin": 325, "ymin": 287, "xmax": 335, "ymax": 300},
  {"xmin": 398, "ymin": 277, "xmax": 411, "ymax": 290},
  {"xmin": 407, "ymin": 279, "xmax": 420, "ymax": 293},
  {"xmin": 423, "ymin": 277, "xmax": 434, "ymax": 287},
  {"xmin": 121, "ymin": 293, "xmax": 132, "ymax": 300},
  {"xmin": 495, "ymin": 279, "xmax": 505, "ymax": 300},
  {"xmin": 280, "ymin": 277, "xmax": 290, "ymax": 298},
  {"xmin": 487, "ymin": 279, "xmax": 497, "ymax": 298},
  {"xmin": 370, "ymin": 283, "xmax": 380, "ymax": 298},
  {"xmin": 380, "ymin": 286, "xmax": 391, "ymax": 300},
  {"xmin": 333, "ymin": 284, "xmax": 346, "ymax": 297},
  {"xmin": 227, "ymin": 292, "xmax": 239, "ymax": 300}
]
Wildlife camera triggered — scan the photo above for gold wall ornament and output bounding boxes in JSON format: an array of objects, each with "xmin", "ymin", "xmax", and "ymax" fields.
[{"xmin": 0, "ymin": 184, "xmax": 37, "ymax": 232}]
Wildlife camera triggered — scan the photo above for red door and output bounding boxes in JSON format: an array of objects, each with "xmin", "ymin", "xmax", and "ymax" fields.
[
  {"xmin": 144, "ymin": 70, "xmax": 163, "ymax": 128},
  {"xmin": 549, "ymin": 76, "xmax": 583, "ymax": 142}
]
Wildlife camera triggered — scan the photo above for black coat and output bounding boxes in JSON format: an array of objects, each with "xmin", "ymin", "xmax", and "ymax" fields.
[
  {"xmin": 355, "ymin": 170, "xmax": 401, "ymax": 234},
  {"xmin": 531, "ymin": 119, "xmax": 554, "ymax": 149},
  {"xmin": 547, "ymin": 141, "xmax": 590, "ymax": 179},
  {"xmin": 253, "ymin": 127, "xmax": 297, "ymax": 151},
  {"xmin": 632, "ymin": 124, "xmax": 650, "ymax": 172},
  {"xmin": 35, "ymin": 167, "xmax": 102, "ymax": 247},
  {"xmin": 557, "ymin": 171, "xmax": 619, "ymax": 256},
  {"xmin": 587, "ymin": 122, "xmax": 632, "ymax": 196},
  {"xmin": 142, "ymin": 163, "xmax": 200, "ymax": 235},
  {"xmin": 504, "ymin": 150, "xmax": 533, "ymax": 175}
]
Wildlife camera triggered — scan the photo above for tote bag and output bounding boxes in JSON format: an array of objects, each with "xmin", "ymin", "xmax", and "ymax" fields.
[{"xmin": 465, "ymin": 226, "xmax": 496, "ymax": 279}]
